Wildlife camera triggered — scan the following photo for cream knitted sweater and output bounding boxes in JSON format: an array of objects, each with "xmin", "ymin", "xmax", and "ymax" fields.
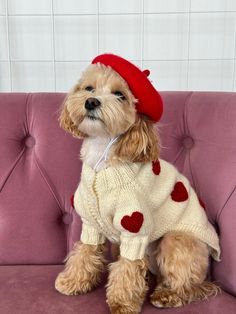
[{"xmin": 74, "ymin": 159, "xmax": 220, "ymax": 262}]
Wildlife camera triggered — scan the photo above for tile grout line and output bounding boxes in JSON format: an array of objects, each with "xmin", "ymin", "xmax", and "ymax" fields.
[
  {"xmin": 97, "ymin": 0, "xmax": 100, "ymax": 55},
  {"xmin": 5, "ymin": 0, "xmax": 12, "ymax": 91},
  {"xmin": 1, "ymin": 11, "xmax": 236, "ymax": 17},
  {"xmin": 220, "ymin": 4, "xmax": 227, "ymax": 91},
  {"xmin": 51, "ymin": 0, "xmax": 56, "ymax": 92},
  {"xmin": 232, "ymin": 13, "xmax": 236, "ymax": 91},
  {"xmin": 1, "ymin": 58, "xmax": 236, "ymax": 63},
  {"xmin": 186, "ymin": 0, "xmax": 191, "ymax": 90},
  {"xmin": 140, "ymin": 0, "xmax": 144, "ymax": 68}
]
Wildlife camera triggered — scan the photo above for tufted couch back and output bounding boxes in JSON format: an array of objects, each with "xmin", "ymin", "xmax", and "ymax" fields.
[
  {"xmin": 0, "ymin": 93, "xmax": 82, "ymax": 265},
  {"xmin": 0, "ymin": 92, "xmax": 236, "ymax": 297}
]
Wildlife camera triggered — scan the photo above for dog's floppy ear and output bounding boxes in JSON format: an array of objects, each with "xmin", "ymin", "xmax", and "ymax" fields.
[
  {"xmin": 59, "ymin": 84, "xmax": 87, "ymax": 139},
  {"xmin": 59, "ymin": 105, "xmax": 86, "ymax": 139},
  {"xmin": 112, "ymin": 115, "xmax": 160, "ymax": 163}
]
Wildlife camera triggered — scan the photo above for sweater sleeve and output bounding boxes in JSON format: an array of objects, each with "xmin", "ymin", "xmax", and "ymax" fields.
[
  {"xmin": 80, "ymin": 219, "xmax": 106, "ymax": 245},
  {"xmin": 113, "ymin": 185, "xmax": 153, "ymax": 261}
]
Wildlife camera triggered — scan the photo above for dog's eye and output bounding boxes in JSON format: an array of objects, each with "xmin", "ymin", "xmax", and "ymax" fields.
[
  {"xmin": 113, "ymin": 91, "xmax": 126, "ymax": 100},
  {"xmin": 85, "ymin": 86, "xmax": 94, "ymax": 92}
]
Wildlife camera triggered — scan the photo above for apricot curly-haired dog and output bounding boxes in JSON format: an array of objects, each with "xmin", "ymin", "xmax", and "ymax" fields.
[{"xmin": 55, "ymin": 54, "xmax": 220, "ymax": 314}]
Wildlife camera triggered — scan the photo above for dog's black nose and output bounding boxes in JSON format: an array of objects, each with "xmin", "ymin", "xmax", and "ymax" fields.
[{"xmin": 85, "ymin": 98, "xmax": 101, "ymax": 111}]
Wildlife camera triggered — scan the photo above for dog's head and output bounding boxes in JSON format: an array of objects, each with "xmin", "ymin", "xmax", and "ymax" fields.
[{"xmin": 60, "ymin": 63, "xmax": 160, "ymax": 163}]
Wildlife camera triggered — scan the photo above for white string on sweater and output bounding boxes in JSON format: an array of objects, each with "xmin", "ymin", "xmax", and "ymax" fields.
[{"xmin": 93, "ymin": 135, "xmax": 120, "ymax": 171}]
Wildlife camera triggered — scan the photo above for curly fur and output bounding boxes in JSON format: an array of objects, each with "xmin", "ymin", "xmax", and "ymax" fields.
[
  {"xmin": 106, "ymin": 257, "xmax": 149, "ymax": 314},
  {"xmin": 55, "ymin": 63, "xmax": 220, "ymax": 312},
  {"xmin": 55, "ymin": 242, "xmax": 107, "ymax": 295},
  {"xmin": 150, "ymin": 232, "xmax": 220, "ymax": 308},
  {"xmin": 59, "ymin": 105, "xmax": 86, "ymax": 139},
  {"xmin": 111, "ymin": 116, "xmax": 160, "ymax": 163}
]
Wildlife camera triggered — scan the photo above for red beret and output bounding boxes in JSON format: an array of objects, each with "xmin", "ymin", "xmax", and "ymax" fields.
[{"xmin": 92, "ymin": 54, "xmax": 163, "ymax": 122}]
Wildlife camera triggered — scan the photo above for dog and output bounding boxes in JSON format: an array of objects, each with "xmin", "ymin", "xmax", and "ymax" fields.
[{"xmin": 55, "ymin": 54, "xmax": 220, "ymax": 314}]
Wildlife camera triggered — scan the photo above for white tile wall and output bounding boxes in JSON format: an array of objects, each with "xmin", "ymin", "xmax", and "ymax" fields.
[
  {"xmin": 0, "ymin": 16, "xmax": 8, "ymax": 60},
  {"xmin": 234, "ymin": 48, "xmax": 236, "ymax": 90},
  {"xmin": 99, "ymin": 15, "xmax": 142, "ymax": 60},
  {"xmin": 55, "ymin": 61, "xmax": 89, "ymax": 91},
  {"xmin": 188, "ymin": 60, "xmax": 234, "ymax": 91},
  {"xmin": 144, "ymin": 13, "xmax": 189, "ymax": 60},
  {"xmin": 228, "ymin": 0, "xmax": 236, "ymax": 12},
  {"xmin": 234, "ymin": 61, "xmax": 236, "ymax": 90},
  {"xmin": 144, "ymin": 0, "xmax": 189, "ymax": 13},
  {"xmin": 11, "ymin": 62, "xmax": 54, "ymax": 91},
  {"xmin": 0, "ymin": 0, "xmax": 236, "ymax": 92},
  {"xmin": 0, "ymin": 0, "xmax": 5, "ymax": 14},
  {"xmin": 189, "ymin": 13, "xmax": 236, "ymax": 60},
  {"xmin": 9, "ymin": 16, "xmax": 53, "ymax": 61},
  {"xmin": 53, "ymin": 0, "xmax": 98, "ymax": 15},
  {"xmin": 0, "ymin": 62, "xmax": 10, "ymax": 91},
  {"xmin": 143, "ymin": 60, "xmax": 188, "ymax": 90},
  {"xmin": 190, "ymin": 0, "xmax": 235, "ymax": 12},
  {"xmin": 7, "ymin": 0, "xmax": 51, "ymax": 15},
  {"xmin": 54, "ymin": 16, "xmax": 98, "ymax": 61},
  {"xmin": 99, "ymin": 0, "xmax": 141, "ymax": 14}
]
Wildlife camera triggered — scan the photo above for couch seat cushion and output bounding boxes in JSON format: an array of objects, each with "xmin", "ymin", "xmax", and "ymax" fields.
[{"xmin": 0, "ymin": 265, "xmax": 236, "ymax": 314}]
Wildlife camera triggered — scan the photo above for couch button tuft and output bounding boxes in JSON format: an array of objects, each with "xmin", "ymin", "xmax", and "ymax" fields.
[
  {"xmin": 183, "ymin": 137, "xmax": 194, "ymax": 149},
  {"xmin": 25, "ymin": 136, "xmax": 35, "ymax": 148}
]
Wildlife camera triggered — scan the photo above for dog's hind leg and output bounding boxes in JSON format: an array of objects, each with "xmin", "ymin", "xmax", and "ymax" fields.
[{"xmin": 150, "ymin": 231, "xmax": 220, "ymax": 308}]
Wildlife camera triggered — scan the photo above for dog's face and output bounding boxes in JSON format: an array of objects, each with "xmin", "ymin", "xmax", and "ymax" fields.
[
  {"xmin": 62, "ymin": 64, "xmax": 137, "ymax": 138},
  {"xmin": 60, "ymin": 63, "xmax": 160, "ymax": 163}
]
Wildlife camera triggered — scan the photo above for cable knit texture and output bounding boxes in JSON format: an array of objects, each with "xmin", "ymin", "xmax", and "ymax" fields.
[{"xmin": 74, "ymin": 159, "xmax": 220, "ymax": 262}]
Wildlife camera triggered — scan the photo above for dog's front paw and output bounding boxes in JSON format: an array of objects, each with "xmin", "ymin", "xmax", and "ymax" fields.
[
  {"xmin": 55, "ymin": 270, "xmax": 94, "ymax": 295},
  {"xmin": 106, "ymin": 258, "xmax": 148, "ymax": 314},
  {"xmin": 150, "ymin": 288, "xmax": 183, "ymax": 308},
  {"xmin": 107, "ymin": 300, "xmax": 141, "ymax": 314},
  {"xmin": 55, "ymin": 242, "xmax": 106, "ymax": 296}
]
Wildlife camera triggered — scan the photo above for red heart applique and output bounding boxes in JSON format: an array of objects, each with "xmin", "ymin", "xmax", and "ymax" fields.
[
  {"xmin": 171, "ymin": 182, "xmax": 188, "ymax": 202},
  {"xmin": 121, "ymin": 211, "xmax": 144, "ymax": 233},
  {"xmin": 152, "ymin": 160, "xmax": 161, "ymax": 175}
]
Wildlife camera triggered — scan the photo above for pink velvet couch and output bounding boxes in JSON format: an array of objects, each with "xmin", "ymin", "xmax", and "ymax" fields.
[{"xmin": 0, "ymin": 92, "xmax": 236, "ymax": 313}]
